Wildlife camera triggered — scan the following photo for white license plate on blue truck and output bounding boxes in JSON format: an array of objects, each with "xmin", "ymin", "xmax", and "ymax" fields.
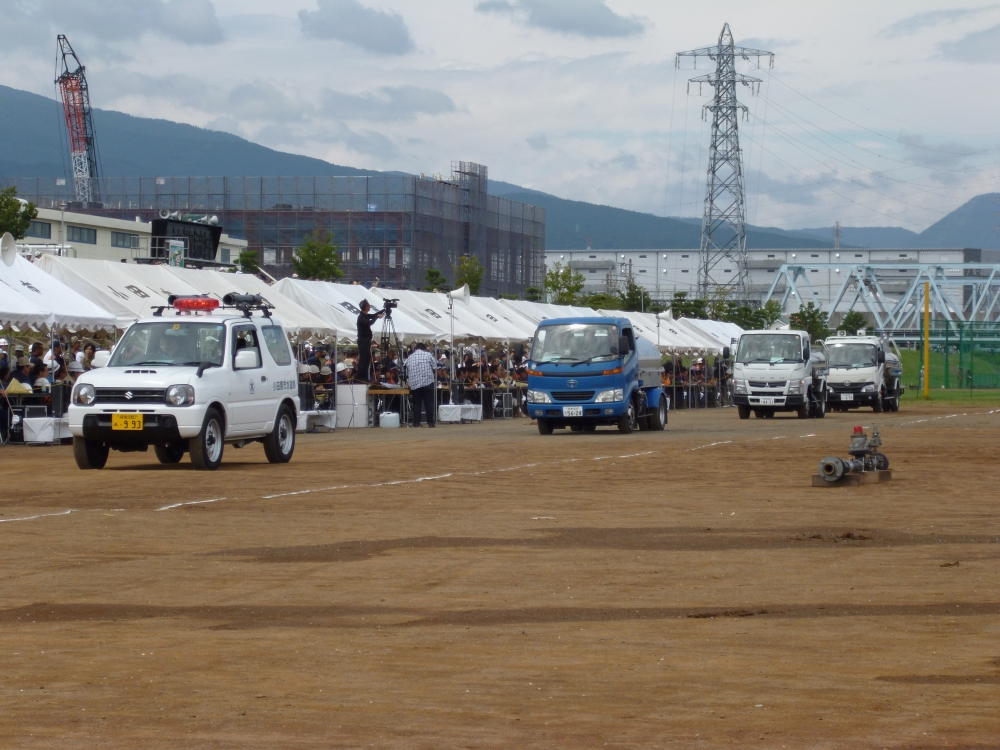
[{"xmin": 563, "ymin": 406, "xmax": 583, "ymax": 417}]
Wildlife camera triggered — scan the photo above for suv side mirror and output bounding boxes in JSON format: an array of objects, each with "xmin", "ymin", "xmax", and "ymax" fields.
[
  {"xmin": 91, "ymin": 350, "xmax": 111, "ymax": 369},
  {"xmin": 876, "ymin": 349, "xmax": 886, "ymax": 364},
  {"xmin": 234, "ymin": 349, "xmax": 259, "ymax": 369},
  {"xmin": 722, "ymin": 346, "xmax": 730, "ymax": 359},
  {"xmin": 618, "ymin": 335, "xmax": 630, "ymax": 357}
]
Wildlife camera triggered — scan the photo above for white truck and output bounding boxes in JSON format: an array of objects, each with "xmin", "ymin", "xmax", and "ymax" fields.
[
  {"xmin": 732, "ymin": 329, "xmax": 828, "ymax": 419},
  {"xmin": 68, "ymin": 294, "xmax": 300, "ymax": 470},
  {"xmin": 822, "ymin": 332, "xmax": 903, "ymax": 413}
]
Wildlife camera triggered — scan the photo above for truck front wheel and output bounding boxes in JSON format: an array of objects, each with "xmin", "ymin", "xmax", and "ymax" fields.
[
  {"xmin": 617, "ymin": 398, "xmax": 638, "ymax": 434},
  {"xmin": 537, "ymin": 419, "xmax": 554, "ymax": 435},
  {"xmin": 873, "ymin": 390, "xmax": 884, "ymax": 413},
  {"xmin": 651, "ymin": 394, "xmax": 667, "ymax": 431},
  {"xmin": 738, "ymin": 405, "xmax": 750, "ymax": 420}
]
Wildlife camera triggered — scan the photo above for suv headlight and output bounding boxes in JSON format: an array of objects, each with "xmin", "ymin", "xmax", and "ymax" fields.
[
  {"xmin": 595, "ymin": 388, "xmax": 624, "ymax": 403},
  {"xmin": 527, "ymin": 389, "xmax": 551, "ymax": 403},
  {"xmin": 166, "ymin": 384, "xmax": 195, "ymax": 406},
  {"xmin": 734, "ymin": 378, "xmax": 747, "ymax": 395},
  {"xmin": 788, "ymin": 379, "xmax": 804, "ymax": 394},
  {"xmin": 73, "ymin": 382, "xmax": 96, "ymax": 406},
  {"xmin": 861, "ymin": 384, "xmax": 876, "ymax": 393}
]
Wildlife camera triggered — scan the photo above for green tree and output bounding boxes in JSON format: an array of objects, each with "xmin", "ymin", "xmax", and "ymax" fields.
[
  {"xmin": 454, "ymin": 254, "xmax": 484, "ymax": 295},
  {"xmin": 237, "ymin": 249, "xmax": 260, "ymax": 274},
  {"xmin": 584, "ymin": 291, "xmax": 624, "ymax": 310},
  {"xmin": 620, "ymin": 277, "xmax": 653, "ymax": 312},
  {"xmin": 670, "ymin": 292, "xmax": 708, "ymax": 319},
  {"xmin": 789, "ymin": 301, "xmax": 829, "ymax": 342},
  {"xmin": 424, "ymin": 268, "xmax": 448, "ymax": 291},
  {"xmin": 839, "ymin": 309, "xmax": 868, "ymax": 334},
  {"xmin": 0, "ymin": 187, "xmax": 37, "ymax": 239},
  {"xmin": 544, "ymin": 262, "xmax": 585, "ymax": 305},
  {"xmin": 292, "ymin": 231, "xmax": 344, "ymax": 281},
  {"xmin": 756, "ymin": 299, "xmax": 783, "ymax": 329},
  {"xmin": 524, "ymin": 286, "xmax": 543, "ymax": 302}
]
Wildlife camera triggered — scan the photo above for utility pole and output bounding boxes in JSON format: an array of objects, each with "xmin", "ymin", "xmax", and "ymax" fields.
[
  {"xmin": 834, "ymin": 221, "xmax": 841, "ymax": 251},
  {"xmin": 677, "ymin": 24, "xmax": 773, "ymax": 301}
]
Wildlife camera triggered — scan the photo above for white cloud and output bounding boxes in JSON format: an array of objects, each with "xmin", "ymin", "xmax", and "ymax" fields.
[
  {"xmin": 880, "ymin": 6, "xmax": 998, "ymax": 38},
  {"xmin": 476, "ymin": 0, "xmax": 647, "ymax": 38},
  {"xmin": 321, "ymin": 86, "xmax": 455, "ymax": 121}
]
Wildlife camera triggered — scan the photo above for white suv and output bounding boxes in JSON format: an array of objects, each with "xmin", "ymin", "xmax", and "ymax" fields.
[{"xmin": 69, "ymin": 294, "xmax": 300, "ymax": 470}]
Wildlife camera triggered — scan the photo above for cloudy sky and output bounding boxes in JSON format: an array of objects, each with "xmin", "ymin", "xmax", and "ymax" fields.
[{"xmin": 4, "ymin": 0, "xmax": 1000, "ymax": 231}]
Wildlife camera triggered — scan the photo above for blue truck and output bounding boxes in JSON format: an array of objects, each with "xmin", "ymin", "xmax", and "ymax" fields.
[{"xmin": 520, "ymin": 316, "xmax": 668, "ymax": 434}]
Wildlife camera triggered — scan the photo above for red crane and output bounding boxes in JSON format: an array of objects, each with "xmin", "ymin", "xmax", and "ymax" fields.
[{"xmin": 55, "ymin": 34, "xmax": 101, "ymax": 205}]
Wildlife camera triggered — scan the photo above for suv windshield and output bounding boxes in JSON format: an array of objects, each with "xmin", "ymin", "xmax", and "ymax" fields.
[
  {"xmin": 826, "ymin": 342, "xmax": 876, "ymax": 368},
  {"xmin": 735, "ymin": 334, "xmax": 803, "ymax": 364},
  {"xmin": 531, "ymin": 323, "xmax": 620, "ymax": 363},
  {"xmin": 109, "ymin": 322, "xmax": 226, "ymax": 367}
]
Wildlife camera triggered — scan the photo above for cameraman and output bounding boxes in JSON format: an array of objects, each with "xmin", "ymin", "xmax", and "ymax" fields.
[{"xmin": 356, "ymin": 299, "xmax": 384, "ymax": 383}]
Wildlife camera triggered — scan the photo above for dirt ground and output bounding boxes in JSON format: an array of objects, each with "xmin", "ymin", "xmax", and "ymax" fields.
[{"xmin": 2, "ymin": 402, "xmax": 999, "ymax": 749}]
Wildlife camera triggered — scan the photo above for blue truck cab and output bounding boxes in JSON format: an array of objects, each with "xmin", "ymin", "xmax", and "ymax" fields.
[{"xmin": 524, "ymin": 317, "xmax": 668, "ymax": 434}]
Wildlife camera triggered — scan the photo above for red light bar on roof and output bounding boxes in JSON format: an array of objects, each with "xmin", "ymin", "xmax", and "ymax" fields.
[{"xmin": 172, "ymin": 296, "xmax": 219, "ymax": 312}]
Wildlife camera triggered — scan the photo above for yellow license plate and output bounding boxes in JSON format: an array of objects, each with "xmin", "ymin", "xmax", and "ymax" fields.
[{"xmin": 112, "ymin": 414, "xmax": 144, "ymax": 431}]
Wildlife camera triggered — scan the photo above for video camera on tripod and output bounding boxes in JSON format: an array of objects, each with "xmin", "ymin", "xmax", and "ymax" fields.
[{"xmin": 381, "ymin": 298, "xmax": 399, "ymax": 314}]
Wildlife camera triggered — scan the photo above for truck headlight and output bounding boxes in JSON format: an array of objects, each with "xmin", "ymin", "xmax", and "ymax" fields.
[
  {"xmin": 165, "ymin": 384, "xmax": 195, "ymax": 406},
  {"xmin": 861, "ymin": 384, "xmax": 875, "ymax": 393},
  {"xmin": 788, "ymin": 379, "xmax": 804, "ymax": 394},
  {"xmin": 527, "ymin": 389, "xmax": 551, "ymax": 403},
  {"xmin": 73, "ymin": 382, "xmax": 96, "ymax": 406},
  {"xmin": 595, "ymin": 388, "xmax": 624, "ymax": 403},
  {"xmin": 734, "ymin": 379, "xmax": 747, "ymax": 395}
]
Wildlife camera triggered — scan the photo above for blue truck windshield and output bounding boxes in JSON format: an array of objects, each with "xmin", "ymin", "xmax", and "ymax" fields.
[{"xmin": 531, "ymin": 323, "xmax": 619, "ymax": 363}]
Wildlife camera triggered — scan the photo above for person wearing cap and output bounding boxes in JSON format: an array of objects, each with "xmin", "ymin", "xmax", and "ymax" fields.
[
  {"xmin": 44, "ymin": 340, "xmax": 66, "ymax": 371},
  {"xmin": 67, "ymin": 360, "xmax": 84, "ymax": 384},
  {"xmin": 317, "ymin": 365, "xmax": 333, "ymax": 388},
  {"xmin": 10, "ymin": 356, "xmax": 33, "ymax": 387},
  {"xmin": 2, "ymin": 361, "xmax": 31, "ymax": 395},
  {"xmin": 335, "ymin": 361, "xmax": 351, "ymax": 383},
  {"xmin": 0, "ymin": 339, "xmax": 8, "ymax": 371},
  {"xmin": 30, "ymin": 362, "xmax": 50, "ymax": 392},
  {"xmin": 404, "ymin": 342, "xmax": 441, "ymax": 428},
  {"xmin": 355, "ymin": 299, "xmax": 384, "ymax": 383}
]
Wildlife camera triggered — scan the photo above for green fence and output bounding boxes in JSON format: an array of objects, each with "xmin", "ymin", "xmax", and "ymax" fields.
[{"xmin": 913, "ymin": 322, "xmax": 1000, "ymax": 389}]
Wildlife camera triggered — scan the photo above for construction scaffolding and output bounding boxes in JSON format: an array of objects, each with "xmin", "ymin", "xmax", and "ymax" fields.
[{"xmin": 10, "ymin": 170, "xmax": 546, "ymax": 296}]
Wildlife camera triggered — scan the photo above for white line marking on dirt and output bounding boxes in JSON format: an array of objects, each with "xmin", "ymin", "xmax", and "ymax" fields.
[
  {"xmin": 688, "ymin": 441, "xmax": 733, "ymax": 452},
  {"xmin": 0, "ymin": 510, "xmax": 75, "ymax": 524},
  {"xmin": 618, "ymin": 451, "xmax": 654, "ymax": 458},
  {"xmin": 531, "ymin": 516, "xmax": 556, "ymax": 520},
  {"xmin": 772, "ymin": 436, "xmax": 786, "ymax": 440},
  {"xmin": 473, "ymin": 463, "xmax": 540, "ymax": 475},
  {"xmin": 156, "ymin": 498, "xmax": 226, "ymax": 511},
  {"xmin": 799, "ymin": 434, "xmax": 816, "ymax": 438}
]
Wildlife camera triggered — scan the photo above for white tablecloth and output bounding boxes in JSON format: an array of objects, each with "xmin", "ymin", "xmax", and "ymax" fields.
[
  {"xmin": 336, "ymin": 384, "xmax": 369, "ymax": 428},
  {"xmin": 460, "ymin": 404, "xmax": 483, "ymax": 422},
  {"xmin": 438, "ymin": 404, "xmax": 463, "ymax": 423},
  {"xmin": 23, "ymin": 417, "xmax": 71, "ymax": 444}
]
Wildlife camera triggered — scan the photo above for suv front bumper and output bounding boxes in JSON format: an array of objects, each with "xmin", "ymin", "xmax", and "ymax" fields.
[{"xmin": 69, "ymin": 405, "xmax": 208, "ymax": 445}]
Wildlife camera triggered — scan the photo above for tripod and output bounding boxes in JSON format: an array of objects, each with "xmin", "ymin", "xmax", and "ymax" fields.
[{"xmin": 377, "ymin": 306, "xmax": 407, "ymax": 388}]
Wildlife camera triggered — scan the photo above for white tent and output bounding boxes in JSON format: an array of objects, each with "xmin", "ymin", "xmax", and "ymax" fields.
[
  {"xmin": 500, "ymin": 299, "xmax": 597, "ymax": 325},
  {"xmin": 462, "ymin": 296, "xmax": 536, "ymax": 341},
  {"xmin": 673, "ymin": 317, "xmax": 738, "ymax": 352},
  {"xmin": 163, "ymin": 267, "xmax": 339, "ymax": 341},
  {"xmin": 596, "ymin": 310, "xmax": 721, "ymax": 354},
  {"xmin": 274, "ymin": 279, "xmax": 435, "ymax": 343},
  {"xmin": 368, "ymin": 287, "xmax": 498, "ymax": 342},
  {"xmin": 36, "ymin": 256, "xmax": 203, "ymax": 330},
  {"xmin": 3, "ymin": 254, "xmax": 115, "ymax": 332}
]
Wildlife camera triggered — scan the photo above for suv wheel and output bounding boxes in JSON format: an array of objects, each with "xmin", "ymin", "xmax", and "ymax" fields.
[
  {"xmin": 190, "ymin": 407, "xmax": 224, "ymax": 471},
  {"xmin": 263, "ymin": 405, "xmax": 296, "ymax": 464},
  {"xmin": 73, "ymin": 437, "xmax": 109, "ymax": 470},
  {"xmin": 154, "ymin": 443, "xmax": 185, "ymax": 464}
]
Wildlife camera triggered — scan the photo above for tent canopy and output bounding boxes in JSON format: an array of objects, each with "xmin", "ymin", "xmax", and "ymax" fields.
[
  {"xmin": 3, "ymin": 255, "xmax": 116, "ymax": 332},
  {"xmin": 369, "ymin": 287, "xmax": 498, "ymax": 342},
  {"xmin": 275, "ymin": 279, "xmax": 435, "ymax": 344}
]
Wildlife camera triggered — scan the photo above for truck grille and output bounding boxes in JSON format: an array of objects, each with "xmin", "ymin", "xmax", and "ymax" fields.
[
  {"xmin": 94, "ymin": 388, "xmax": 166, "ymax": 404},
  {"xmin": 830, "ymin": 382, "xmax": 871, "ymax": 393},
  {"xmin": 748, "ymin": 380, "xmax": 786, "ymax": 388},
  {"xmin": 551, "ymin": 391, "xmax": 595, "ymax": 402}
]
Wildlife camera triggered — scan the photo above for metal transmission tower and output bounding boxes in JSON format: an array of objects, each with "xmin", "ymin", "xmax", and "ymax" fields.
[
  {"xmin": 55, "ymin": 34, "xmax": 101, "ymax": 206},
  {"xmin": 676, "ymin": 24, "xmax": 772, "ymax": 299}
]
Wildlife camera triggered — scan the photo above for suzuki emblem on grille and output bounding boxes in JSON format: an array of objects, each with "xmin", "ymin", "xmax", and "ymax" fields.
[
  {"xmin": 843, "ymin": 380, "xmax": 852, "ymax": 387},
  {"xmin": 566, "ymin": 379, "xmax": 578, "ymax": 388},
  {"xmin": 124, "ymin": 391, "xmax": 133, "ymax": 400}
]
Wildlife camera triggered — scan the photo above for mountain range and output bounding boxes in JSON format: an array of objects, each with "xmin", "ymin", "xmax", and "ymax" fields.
[{"xmin": 1, "ymin": 84, "xmax": 994, "ymax": 251}]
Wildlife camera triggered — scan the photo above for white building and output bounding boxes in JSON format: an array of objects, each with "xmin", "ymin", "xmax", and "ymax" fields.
[
  {"xmin": 19, "ymin": 206, "xmax": 247, "ymax": 265},
  {"xmin": 545, "ymin": 247, "xmax": 978, "ymax": 309}
]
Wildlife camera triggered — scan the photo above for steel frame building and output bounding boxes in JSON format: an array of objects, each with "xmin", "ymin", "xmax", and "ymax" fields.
[{"xmin": 10, "ymin": 163, "xmax": 545, "ymax": 296}]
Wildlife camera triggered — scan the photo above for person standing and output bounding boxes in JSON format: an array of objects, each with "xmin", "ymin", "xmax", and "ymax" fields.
[
  {"xmin": 355, "ymin": 300, "xmax": 384, "ymax": 383},
  {"xmin": 405, "ymin": 342, "xmax": 441, "ymax": 428}
]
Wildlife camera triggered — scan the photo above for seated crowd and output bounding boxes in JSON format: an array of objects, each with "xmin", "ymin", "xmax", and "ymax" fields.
[{"xmin": 0, "ymin": 337, "xmax": 99, "ymax": 395}]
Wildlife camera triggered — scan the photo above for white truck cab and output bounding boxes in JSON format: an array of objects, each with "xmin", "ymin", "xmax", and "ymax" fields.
[
  {"xmin": 732, "ymin": 329, "xmax": 828, "ymax": 419},
  {"xmin": 822, "ymin": 331, "xmax": 903, "ymax": 413},
  {"xmin": 68, "ymin": 294, "xmax": 300, "ymax": 470}
]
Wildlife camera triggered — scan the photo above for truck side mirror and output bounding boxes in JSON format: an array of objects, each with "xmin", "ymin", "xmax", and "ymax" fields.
[
  {"xmin": 722, "ymin": 346, "xmax": 730, "ymax": 359},
  {"xmin": 877, "ymin": 349, "xmax": 886, "ymax": 364},
  {"xmin": 512, "ymin": 342, "xmax": 524, "ymax": 362},
  {"xmin": 618, "ymin": 335, "xmax": 630, "ymax": 357}
]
